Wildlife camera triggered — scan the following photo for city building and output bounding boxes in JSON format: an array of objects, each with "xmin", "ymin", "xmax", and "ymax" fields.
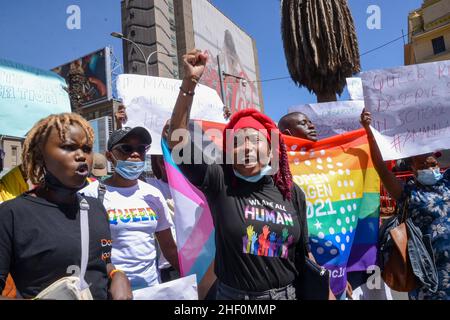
[
  {"xmin": 120, "ymin": 0, "xmax": 180, "ymax": 78},
  {"xmin": 405, "ymin": 0, "xmax": 450, "ymax": 65},
  {"xmin": 121, "ymin": 0, "xmax": 264, "ymax": 113},
  {"xmin": 80, "ymin": 98, "xmax": 122, "ymax": 123},
  {"xmin": 0, "ymin": 135, "xmax": 24, "ymax": 176}
]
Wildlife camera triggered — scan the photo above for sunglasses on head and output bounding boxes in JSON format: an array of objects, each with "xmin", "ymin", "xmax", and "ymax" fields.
[{"xmin": 112, "ymin": 143, "xmax": 150, "ymax": 155}]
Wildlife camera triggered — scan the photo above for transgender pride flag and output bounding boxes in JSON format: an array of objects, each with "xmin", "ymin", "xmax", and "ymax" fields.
[{"xmin": 161, "ymin": 138, "xmax": 217, "ymax": 299}]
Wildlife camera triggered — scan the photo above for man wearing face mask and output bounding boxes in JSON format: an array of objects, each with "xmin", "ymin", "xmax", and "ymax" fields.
[
  {"xmin": 81, "ymin": 127, "xmax": 179, "ymax": 292},
  {"xmin": 361, "ymin": 110, "xmax": 450, "ymax": 300}
]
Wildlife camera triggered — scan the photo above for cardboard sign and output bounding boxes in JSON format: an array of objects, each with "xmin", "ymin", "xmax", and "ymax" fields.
[
  {"xmin": 361, "ymin": 60, "xmax": 450, "ymax": 160},
  {"xmin": 288, "ymin": 101, "xmax": 365, "ymax": 139},
  {"xmin": 346, "ymin": 77, "xmax": 364, "ymax": 101}
]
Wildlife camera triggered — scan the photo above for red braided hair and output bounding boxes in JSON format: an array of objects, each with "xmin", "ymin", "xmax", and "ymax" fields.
[{"xmin": 223, "ymin": 108, "xmax": 293, "ymax": 200}]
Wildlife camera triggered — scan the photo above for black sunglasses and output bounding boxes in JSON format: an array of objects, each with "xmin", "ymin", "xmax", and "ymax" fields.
[{"xmin": 112, "ymin": 143, "xmax": 150, "ymax": 155}]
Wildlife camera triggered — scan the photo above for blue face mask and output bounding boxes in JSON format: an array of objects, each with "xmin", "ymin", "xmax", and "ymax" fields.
[
  {"xmin": 114, "ymin": 158, "xmax": 146, "ymax": 180},
  {"xmin": 233, "ymin": 165, "xmax": 272, "ymax": 183},
  {"xmin": 416, "ymin": 168, "xmax": 443, "ymax": 186}
]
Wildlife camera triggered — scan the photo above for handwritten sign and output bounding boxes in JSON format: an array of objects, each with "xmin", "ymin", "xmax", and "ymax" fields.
[
  {"xmin": 361, "ymin": 60, "xmax": 450, "ymax": 160},
  {"xmin": 117, "ymin": 75, "xmax": 226, "ymax": 155},
  {"xmin": 0, "ymin": 59, "xmax": 71, "ymax": 137},
  {"xmin": 288, "ymin": 101, "xmax": 365, "ymax": 139},
  {"xmin": 346, "ymin": 77, "xmax": 364, "ymax": 101}
]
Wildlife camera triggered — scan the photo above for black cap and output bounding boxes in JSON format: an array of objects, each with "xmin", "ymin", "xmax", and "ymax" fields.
[{"xmin": 107, "ymin": 127, "xmax": 152, "ymax": 151}]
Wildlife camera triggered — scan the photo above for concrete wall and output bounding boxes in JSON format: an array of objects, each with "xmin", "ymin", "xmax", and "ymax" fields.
[
  {"xmin": 423, "ymin": 0, "xmax": 450, "ymax": 28},
  {"xmin": 411, "ymin": 24, "xmax": 450, "ymax": 63},
  {"xmin": 121, "ymin": 0, "xmax": 178, "ymax": 78},
  {"xmin": 407, "ymin": 0, "xmax": 450, "ymax": 64},
  {"xmin": 173, "ymin": 0, "xmax": 195, "ymax": 80}
]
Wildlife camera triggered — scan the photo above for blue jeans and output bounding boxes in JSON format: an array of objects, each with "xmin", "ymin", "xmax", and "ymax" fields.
[{"xmin": 216, "ymin": 281, "xmax": 296, "ymax": 300}]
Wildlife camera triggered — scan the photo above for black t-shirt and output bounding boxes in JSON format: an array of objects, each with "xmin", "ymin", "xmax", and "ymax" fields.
[
  {"xmin": 180, "ymin": 161, "xmax": 307, "ymax": 292},
  {"xmin": 0, "ymin": 193, "xmax": 112, "ymax": 299}
]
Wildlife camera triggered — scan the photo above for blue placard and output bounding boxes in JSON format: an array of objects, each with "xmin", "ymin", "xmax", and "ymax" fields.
[{"xmin": 0, "ymin": 59, "xmax": 71, "ymax": 137}]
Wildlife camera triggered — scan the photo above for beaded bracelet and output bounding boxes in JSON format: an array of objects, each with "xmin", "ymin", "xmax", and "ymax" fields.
[{"xmin": 179, "ymin": 86, "xmax": 195, "ymax": 97}]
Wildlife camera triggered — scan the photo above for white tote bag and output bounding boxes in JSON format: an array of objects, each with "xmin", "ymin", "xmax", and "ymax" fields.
[{"xmin": 34, "ymin": 276, "xmax": 93, "ymax": 300}]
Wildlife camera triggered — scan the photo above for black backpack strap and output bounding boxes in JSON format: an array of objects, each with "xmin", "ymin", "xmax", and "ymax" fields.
[{"xmin": 97, "ymin": 180, "xmax": 106, "ymax": 204}]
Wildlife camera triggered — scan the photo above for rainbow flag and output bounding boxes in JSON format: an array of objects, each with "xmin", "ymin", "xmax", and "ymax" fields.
[
  {"xmin": 284, "ymin": 129, "xmax": 380, "ymax": 295},
  {"xmin": 163, "ymin": 121, "xmax": 379, "ymax": 297}
]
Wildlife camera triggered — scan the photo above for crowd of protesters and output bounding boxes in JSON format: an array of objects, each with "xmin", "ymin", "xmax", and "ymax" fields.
[{"xmin": 0, "ymin": 49, "xmax": 449, "ymax": 301}]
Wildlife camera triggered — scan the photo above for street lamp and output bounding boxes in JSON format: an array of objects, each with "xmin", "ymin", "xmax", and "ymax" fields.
[
  {"xmin": 221, "ymin": 71, "xmax": 247, "ymax": 120},
  {"xmin": 111, "ymin": 32, "xmax": 176, "ymax": 76},
  {"xmin": 222, "ymin": 71, "xmax": 247, "ymax": 87}
]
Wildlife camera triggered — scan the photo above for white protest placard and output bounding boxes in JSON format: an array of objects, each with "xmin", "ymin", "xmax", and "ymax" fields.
[
  {"xmin": 346, "ymin": 77, "xmax": 364, "ymax": 101},
  {"xmin": 117, "ymin": 75, "xmax": 226, "ymax": 155},
  {"xmin": 288, "ymin": 100, "xmax": 365, "ymax": 139},
  {"xmin": 132, "ymin": 274, "xmax": 198, "ymax": 300},
  {"xmin": 361, "ymin": 60, "xmax": 450, "ymax": 160}
]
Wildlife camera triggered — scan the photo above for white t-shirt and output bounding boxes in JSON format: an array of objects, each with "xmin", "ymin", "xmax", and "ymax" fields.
[
  {"xmin": 146, "ymin": 177, "xmax": 172, "ymax": 201},
  {"xmin": 81, "ymin": 179, "xmax": 172, "ymax": 290}
]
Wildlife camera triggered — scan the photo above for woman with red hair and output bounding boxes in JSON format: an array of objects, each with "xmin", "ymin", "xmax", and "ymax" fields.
[{"xmin": 168, "ymin": 50, "xmax": 311, "ymax": 300}]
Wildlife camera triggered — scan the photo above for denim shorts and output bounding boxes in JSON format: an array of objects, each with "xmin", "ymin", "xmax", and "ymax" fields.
[{"xmin": 215, "ymin": 281, "xmax": 296, "ymax": 300}]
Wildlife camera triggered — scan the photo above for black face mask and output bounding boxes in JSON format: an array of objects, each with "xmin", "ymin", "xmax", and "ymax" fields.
[{"xmin": 43, "ymin": 170, "xmax": 88, "ymax": 198}]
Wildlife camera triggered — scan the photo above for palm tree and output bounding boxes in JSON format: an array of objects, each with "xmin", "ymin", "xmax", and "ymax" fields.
[{"xmin": 281, "ymin": 0, "xmax": 361, "ymax": 102}]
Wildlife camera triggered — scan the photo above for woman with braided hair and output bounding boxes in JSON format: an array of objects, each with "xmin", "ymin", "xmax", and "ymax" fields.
[
  {"xmin": 168, "ymin": 50, "xmax": 325, "ymax": 300},
  {"xmin": 0, "ymin": 113, "xmax": 132, "ymax": 300}
]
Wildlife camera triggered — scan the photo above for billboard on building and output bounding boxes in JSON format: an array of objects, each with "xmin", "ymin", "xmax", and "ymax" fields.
[
  {"xmin": 191, "ymin": 0, "xmax": 262, "ymax": 114},
  {"xmin": 52, "ymin": 47, "xmax": 112, "ymax": 108}
]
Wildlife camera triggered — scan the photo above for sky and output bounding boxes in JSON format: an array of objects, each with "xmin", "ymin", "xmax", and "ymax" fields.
[{"xmin": 0, "ymin": 0, "xmax": 423, "ymax": 122}]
